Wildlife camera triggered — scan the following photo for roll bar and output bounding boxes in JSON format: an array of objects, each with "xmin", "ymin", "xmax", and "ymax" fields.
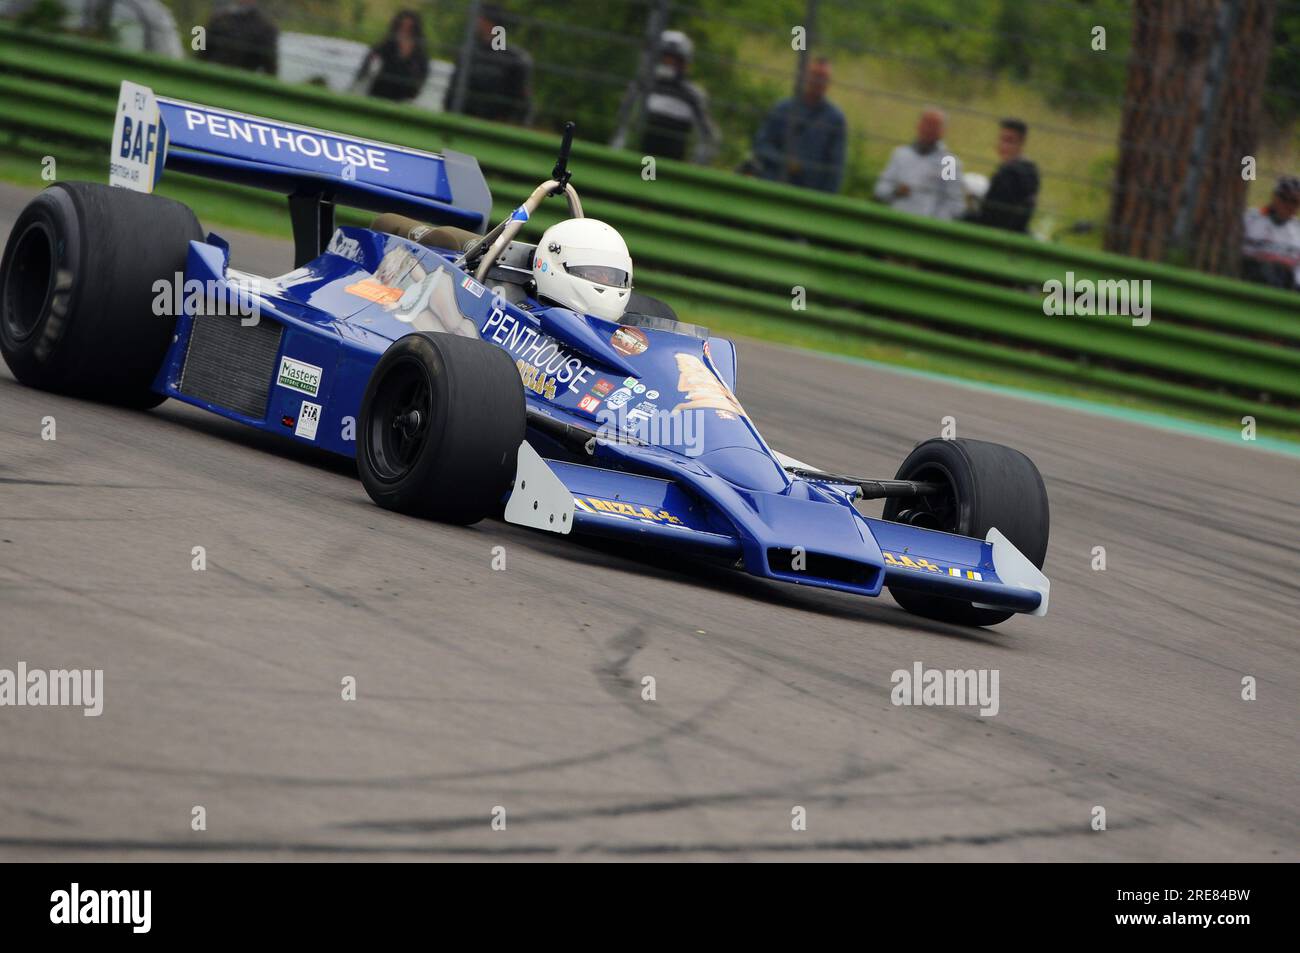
[
  {"xmin": 469, "ymin": 122, "xmax": 583, "ymax": 282},
  {"xmin": 471, "ymin": 180, "xmax": 582, "ymax": 282}
]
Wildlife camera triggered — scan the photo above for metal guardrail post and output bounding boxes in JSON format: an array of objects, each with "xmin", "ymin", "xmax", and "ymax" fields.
[{"xmin": 447, "ymin": 0, "xmax": 481, "ymax": 117}]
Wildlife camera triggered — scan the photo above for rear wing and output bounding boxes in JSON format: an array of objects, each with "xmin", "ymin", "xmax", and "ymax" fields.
[{"xmin": 109, "ymin": 81, "xmax": 492, "ymax": 265}]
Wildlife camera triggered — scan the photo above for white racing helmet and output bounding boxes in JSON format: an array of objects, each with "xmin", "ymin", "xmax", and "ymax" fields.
[{"xmin": 532, "ymin": 218, "xmax": 633, "ymax": 322}]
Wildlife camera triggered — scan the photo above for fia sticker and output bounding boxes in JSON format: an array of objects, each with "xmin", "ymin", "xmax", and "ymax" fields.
[{"xmin": 295, "ymin": 401, "xmax": 322, "ymax": 440}]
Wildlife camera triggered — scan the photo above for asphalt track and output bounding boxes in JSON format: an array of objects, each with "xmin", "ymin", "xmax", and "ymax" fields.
[{"xmin": 0, "ymin": 181, "xmax": 1296, "ymax": 861}]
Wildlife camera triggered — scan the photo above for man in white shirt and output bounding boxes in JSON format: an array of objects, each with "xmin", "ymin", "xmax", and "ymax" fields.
[
  {"xmin": 1242, "ymin": 176, "xmax": 1300, "ymax": 290},
  {"xmin": 874, "ymin": 108, "xmax": 966, "ymax": 220}
]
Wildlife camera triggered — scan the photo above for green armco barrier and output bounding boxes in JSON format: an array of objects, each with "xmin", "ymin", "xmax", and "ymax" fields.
[
  {"xmin": 634, "ymin": 272, "xmax": 1300, "ymax": 430},
  {"xmin": 2, "ymin": 23, "xmax": 1298, "ymax": 428}
]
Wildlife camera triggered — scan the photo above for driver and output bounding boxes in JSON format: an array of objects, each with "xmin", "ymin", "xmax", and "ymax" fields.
[{"xmin": 531, "ymin": 218, "xmax": 633, "ymax": 322}]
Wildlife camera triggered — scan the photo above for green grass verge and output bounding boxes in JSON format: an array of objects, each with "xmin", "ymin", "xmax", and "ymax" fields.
[{"xmin": 3, "ymin": 145, "xmax": 1295, "ymax": 444}]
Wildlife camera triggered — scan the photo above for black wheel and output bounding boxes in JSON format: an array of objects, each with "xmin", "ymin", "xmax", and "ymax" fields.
[
  {"xmin": 0, "ymin": 181, "xmax": 203, "ymax": 408},
  {"xmin": 358, "ymin": 332, "xmax": 525, "ymax": 524},
  {"xmin": 883, "ymin": 437, "xmax": 1049, "ymax": 627}
]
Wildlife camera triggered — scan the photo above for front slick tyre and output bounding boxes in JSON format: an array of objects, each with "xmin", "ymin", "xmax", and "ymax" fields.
[
  {"xmin": 357, "ymin": 332, "xmax": 525, "ymax": 524},
  {"xmin": 883, "ymin": 437, "xmax": 1049, "ymax": 627}
]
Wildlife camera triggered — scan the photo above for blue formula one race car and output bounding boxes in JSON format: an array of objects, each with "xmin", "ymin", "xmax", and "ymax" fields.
[{"xmin": 0, "ymin": 82, "xmax": 1050, "ymax": 627}]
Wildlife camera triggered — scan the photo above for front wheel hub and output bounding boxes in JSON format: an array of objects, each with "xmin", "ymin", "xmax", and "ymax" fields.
[{"xmin": 394, "ymin": 409, "xmax": 423, "ymax": 437}]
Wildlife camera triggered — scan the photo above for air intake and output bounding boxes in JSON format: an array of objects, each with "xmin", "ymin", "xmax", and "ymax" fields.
[
  {"xmin": 179, "ymin": 314, "xmax": 283, "ymax": 419},
  {"xmin": 767, "ymin": 547, "xmax": 881, "ymax": 590}
]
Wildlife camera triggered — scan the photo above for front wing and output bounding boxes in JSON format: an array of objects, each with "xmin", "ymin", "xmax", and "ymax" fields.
[{"xmin": 504, "ymin": 448, "xmax": 1049, "ymax": 617}]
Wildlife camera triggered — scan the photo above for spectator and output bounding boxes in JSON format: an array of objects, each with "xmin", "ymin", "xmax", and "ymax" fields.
[
  {"xmin": 443, "ymin": 4, "xmax": 533, "ymax": 124},
  {"xmin": 873, "ymin": 108, "xmax": 965, "ymax": 220},
  {"xmin": 964, "ymin": 118, "xmax": 1039, "ymax": 233},
  {"xmin": 353, "ymin": 10, "xmax": 430, "ymax": 103},
  {"xmin": 611, "ymin": 30, "xmax": 719, "ymax": 164},
  {"xmin": 200, "ymin": 0, "xmax": 277, "ymax": 76},
  {"xmin": 1241, "ymin": 176, "xmax": 1300, "ymax": 290},
  {"xmin": 752, "ymin": 58, "xmax": 846, "ymax": 193}
]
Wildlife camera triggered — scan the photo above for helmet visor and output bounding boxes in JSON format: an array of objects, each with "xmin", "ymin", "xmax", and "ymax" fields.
[{"xmin": 564, "ymin": 263, "xmax": 630, "ymax": 289}]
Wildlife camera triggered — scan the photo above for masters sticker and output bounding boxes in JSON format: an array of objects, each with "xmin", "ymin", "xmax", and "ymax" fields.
[
  {"xmin": 278, "ymin": 356, "xmax": 323, "ymax": 397},
  {"xmin": 295, "ymin": 401, "xmax": 322, "ymax": 440}
]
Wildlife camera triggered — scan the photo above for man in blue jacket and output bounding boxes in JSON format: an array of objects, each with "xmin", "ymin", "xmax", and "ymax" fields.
[{"xmin": 751, "ymin": 58, "xmax": 847, "ymax": 194}]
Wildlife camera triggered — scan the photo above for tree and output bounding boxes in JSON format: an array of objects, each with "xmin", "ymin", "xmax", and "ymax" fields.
[{"xmin": 1106, "ymin": 0, "xmax": 1277, "ymax": 275}]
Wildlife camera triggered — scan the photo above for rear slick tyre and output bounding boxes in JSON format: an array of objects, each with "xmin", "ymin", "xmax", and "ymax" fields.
[{"xmin": 0, "ymin": 181, "xmax": 202, "ymax": 408}]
